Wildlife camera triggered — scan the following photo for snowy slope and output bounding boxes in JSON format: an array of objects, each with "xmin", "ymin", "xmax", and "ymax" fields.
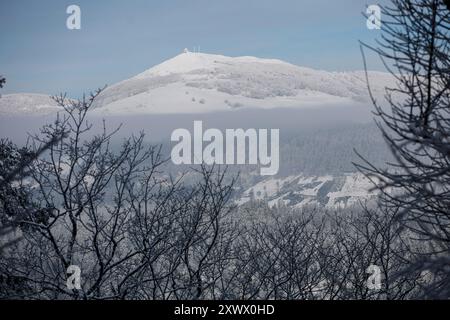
[
  {"xmin": 0, "ymin": 51, "xmax": 395, "ymax": 116},
  {"xmin": 237, "ymin": 173, "xmax": 379, "ymax": 209},
  {"xmin": 91, "ymin": 51, "xmax": 394, "ymax": 115},
  {"xmin": 0, "ymin": 93, "xmax": 62, "ymax": 116}
]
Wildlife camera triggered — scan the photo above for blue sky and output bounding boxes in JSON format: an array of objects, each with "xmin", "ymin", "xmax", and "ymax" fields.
[{"xmin": 0, "ymin": 0, "xmax": 387, "ymax": 97}]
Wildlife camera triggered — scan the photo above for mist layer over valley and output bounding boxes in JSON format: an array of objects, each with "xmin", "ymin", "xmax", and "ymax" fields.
[
  {"xmin": 0, "ymin": 104, "xmax": 391, "ymax": 210},
  {"xmin": 0, "ymin": 53, "xmax": 393, "ymax": 210}
]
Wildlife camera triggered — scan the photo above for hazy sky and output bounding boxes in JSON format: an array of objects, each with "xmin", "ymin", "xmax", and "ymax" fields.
[{"xmin": 0, "ymin": 0, "xmax": 388, "ymax": 97}]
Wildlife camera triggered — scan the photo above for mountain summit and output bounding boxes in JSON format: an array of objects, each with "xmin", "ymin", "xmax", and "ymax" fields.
[
  {"xmin": 134, "ymin": 51, "xmax": 291, "ymax": 78},
  {"xmin": 91, "ymin": 51, "xmax": 393, "ymax": 114},
  {"xmin": 1, "ymin": 52, "xmax": 394, "ymax": 115}
]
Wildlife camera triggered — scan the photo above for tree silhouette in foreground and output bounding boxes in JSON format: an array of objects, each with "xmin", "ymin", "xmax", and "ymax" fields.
[
  {"xmin": 1, "ymin": 87, "xmax": 425, "ymax": 299},
  {"xmin": 0, "ymin": 89, "xmax": 238, "ymax": 299},
  {"xmin": 357, "ymin": 0, "xmax": 450, "ymax": 298}
]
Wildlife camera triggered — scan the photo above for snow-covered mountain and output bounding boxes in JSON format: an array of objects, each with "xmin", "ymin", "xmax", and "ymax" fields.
[
  {"xmin": 0, "ymin": 93, "xmax": 62, "ymax": 116},
  {"xmin": 237, "ymin": 173, "xmax": 378, "ymax": 209},
  {"xmin": 0, "ymin": 51, "xmax": 394, "ymax": 116},
  {"xmin": 0, "ymin": 51, "xmax": 395, "ymax": 116},
  {"xmin": 91, "ymin": 51, "xmax": 394, "ymax": 114}
]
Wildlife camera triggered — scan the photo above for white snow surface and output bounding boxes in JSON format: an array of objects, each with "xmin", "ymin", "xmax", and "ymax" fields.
[
  {"xmin": 1, "ymin": 52, "xmax": 395, "ymax": 115},
  {"xmin": 91, "ymin": 52, "xmax": 394, "ymax": 115},
  {"xmin": 237, "ymin": 172, "xmax": 379, "ymax": 209},
  {"xmin": 0, "ymin": 93, "xmax": 62, "ymax": 116}
]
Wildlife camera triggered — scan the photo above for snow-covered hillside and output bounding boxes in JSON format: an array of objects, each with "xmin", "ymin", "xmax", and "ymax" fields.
[
  {"xmin": 90, "ymin": 51, "xmax": 394, "ymax": 114},
  {"xmin": 0, "ymin": 93, "xmax": 62, "ymax": 116},
  {"xmin": 0, "ymin": 51, "xmax": 394, "ymax": 116},
  {"xmin": 237, "ymin": 173, "xmax": 378, "ymax": 209}
]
